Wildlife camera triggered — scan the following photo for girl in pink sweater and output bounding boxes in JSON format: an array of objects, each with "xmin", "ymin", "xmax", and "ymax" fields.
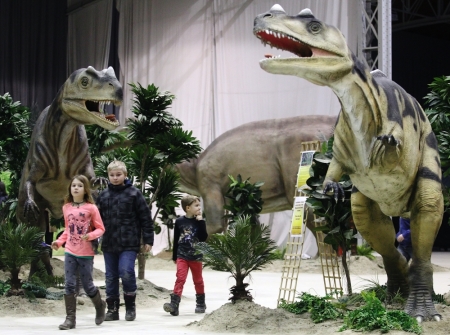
[{"xmin": 51, "ymin": 175, "xmax": 106, "ymax": 330}]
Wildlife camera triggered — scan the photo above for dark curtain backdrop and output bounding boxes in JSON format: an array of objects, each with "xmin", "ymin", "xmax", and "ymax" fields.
[
  {"xmin": 392, "ymin": 30, "xmax": 450, "ymax": 106},
  {"xmin": 0, "ymin": 0, "xmax": 67, "ymax": 114}
]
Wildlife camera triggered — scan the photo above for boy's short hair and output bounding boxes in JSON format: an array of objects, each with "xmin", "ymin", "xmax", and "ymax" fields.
[
  {"xmin": 181, "ymin": 195, "xmax": 200, "ymax": 212},
  {"xmin": 107, "ymin": 160, "xmax": 127, "ymax": 174}
]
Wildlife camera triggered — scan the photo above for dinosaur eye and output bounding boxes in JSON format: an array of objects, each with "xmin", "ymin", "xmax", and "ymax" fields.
[
  {"xmin": 308, "ymin": 21, "xmax": 322, "ymax": 34},
  {"xmin": 81, "ymin": 77, "xmax": 89, "ymax": 87}
]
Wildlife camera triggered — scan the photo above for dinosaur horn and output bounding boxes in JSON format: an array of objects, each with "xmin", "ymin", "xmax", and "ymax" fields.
[
  {"xmin": 298, "ymin": 8, "xmax": 314, "ymax": 17},
  {"xmin": 270, "ymin": 4, "xmax": 285, "ymax": 13},
  {"xmin": 106, "ymin": 66, "xmax": 117, "ymax": 78}
]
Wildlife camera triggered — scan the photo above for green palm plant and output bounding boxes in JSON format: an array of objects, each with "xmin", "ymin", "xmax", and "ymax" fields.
[
  {"xmin": 0, "ymin": 222, "xmax": 46, "ymax": 291},
  {"xmin": 196, "ymin": 215, "xmax": 278, "ymax": 303},
  {"xmin": 85, "ymin": 124, "xmax": 128, "ymax": 167},
  {"xmin": 125, "ymin": 83, "xmax": 202, "ymax": 279}
]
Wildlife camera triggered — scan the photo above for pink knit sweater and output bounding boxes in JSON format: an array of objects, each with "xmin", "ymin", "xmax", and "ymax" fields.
[{"xmin": 55, "ymin": 202, "xmax": 105, "ymax": 257}]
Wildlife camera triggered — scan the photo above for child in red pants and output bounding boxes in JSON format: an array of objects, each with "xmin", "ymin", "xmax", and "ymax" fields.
[{"xmin": 163, "ymin": 195, "xmax": 208, "ymax": 316}]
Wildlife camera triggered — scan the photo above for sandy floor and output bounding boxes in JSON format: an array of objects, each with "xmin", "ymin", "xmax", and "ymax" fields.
[{"xmin": 1, "ymin": 251, "xmax": 450, "ymax": 335}]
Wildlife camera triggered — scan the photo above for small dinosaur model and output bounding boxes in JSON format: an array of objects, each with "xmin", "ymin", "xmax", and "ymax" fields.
[
  {"xmin": 254, "ymin": 5, "xmax": 443, "ymax": 321},
  {"xmin": 175, "ymin": 115, "xmax": 335, "ymax": 234},
  {"xmin": 17, "ymin": 66, "xmax": 122, "ymax": 275}
]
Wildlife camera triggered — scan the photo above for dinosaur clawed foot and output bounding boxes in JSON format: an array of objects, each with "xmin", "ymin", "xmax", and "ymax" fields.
[
  {"xmin": 376, "ymin": 134, "xmax": 398, "ymax": 146},
  {"xmin": 405, "ymin": 289, "xmax": 441, "ymax": 323}
]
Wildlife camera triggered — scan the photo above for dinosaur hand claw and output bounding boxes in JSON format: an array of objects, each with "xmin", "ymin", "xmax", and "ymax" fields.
[
  {"xmin": 23, "ymin": 199, "xmax": 40, "ymax": 223},
  {"xmin": 323, "ymin": 181, "xmax": 345, "ymax": 202},
  {"xmin": 376, "ymin": 134, "xmax": 398, "ymax": 146},
  {"xmin": 91, "ymin": 177, "xmax": 109, "ymax": 190}
]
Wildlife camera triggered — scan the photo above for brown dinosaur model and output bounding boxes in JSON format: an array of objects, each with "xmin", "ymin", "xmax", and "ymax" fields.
[
  {"xmin": 254, "ymin": 5, "xmax": 443, "ymax": 321},
  {"xmin": 17, "ymin": 66, "xmax": 122, "ymax": 275},
  {"xmin": 175, "ymin": 115, "xmax": 336, "ymax": 234}
]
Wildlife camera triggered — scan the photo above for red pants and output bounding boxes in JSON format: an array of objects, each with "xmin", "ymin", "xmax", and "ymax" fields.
[{"xmin": 173, "ymin": 258, "xmax": 204, "ymax": 297}]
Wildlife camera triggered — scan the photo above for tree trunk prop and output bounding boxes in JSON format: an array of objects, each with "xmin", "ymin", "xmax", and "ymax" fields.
[{"xmin": 341, "ymin": 244, "xmax": 352, "ymax": 295}]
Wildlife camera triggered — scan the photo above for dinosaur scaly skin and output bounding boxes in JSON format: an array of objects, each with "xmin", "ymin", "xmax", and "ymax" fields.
[
  {"xmin": 175, "ymin": 115, "xmax": 336, "ymax": 234},
  {"xmin": 254, "ymin": 5, "xmax": 443, "ymax": 321},
  {"xmin": 17, "ymin": 66, "xmax": 122, "ymax": 275}
]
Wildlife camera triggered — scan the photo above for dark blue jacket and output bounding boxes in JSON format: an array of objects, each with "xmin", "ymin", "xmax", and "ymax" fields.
[
  {"xmin": 96, "ymin": 179, "xmax": 154, "ymax": 253},
  {"xmin": 396, "ymin": 217, "xmax": 411, "ymax": 247},
  {"xmin": 172, "ymin": 216, "xmax": 208, "ymax": 261}
]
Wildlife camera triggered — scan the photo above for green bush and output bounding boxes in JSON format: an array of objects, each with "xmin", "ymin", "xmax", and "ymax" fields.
[{"xmin": 340, "ymin": 291, "xmax": 421, "ymax": 334}]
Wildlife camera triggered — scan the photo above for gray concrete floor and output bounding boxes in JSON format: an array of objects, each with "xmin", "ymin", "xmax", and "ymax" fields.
[{"xmin": 1, "ymin": 252, "xmax": 450, "ymax": 334}]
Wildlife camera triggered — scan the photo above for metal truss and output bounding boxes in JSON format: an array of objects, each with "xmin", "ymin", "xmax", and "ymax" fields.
[
  {"xmin": 392, "ymin": 0, "xmax": 450, "ymax": 32},
  {"xmin": 358, "ymin": 0, "xmax": 392, "ymax": 79}
]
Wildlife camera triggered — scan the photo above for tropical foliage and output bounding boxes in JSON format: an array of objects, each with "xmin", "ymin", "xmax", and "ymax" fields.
[
  {"xmin": 0, "ymin": 93, "xmax": 32, "ymax": 223},
  {"xmin": 223, "ymin": 174, "xmax": 264, "ymax": 226},
  {"xmin": 280, "ymin": 290, "xmax": 421, "ymax": 334},
  {"xmin": 0, "ymin": 222, "xmax": 46, "ymax": 290},
  {"xmin": 301, "ymin": 137, "xmax": 355, "ymax": 294},
  {"xmin": 196, "ymin": 215, "xmax": 278, "ymax": 303},
  {"xmin": 424, "ymin": 75, "xmax": 450, "ymax": 212},
  {"xmin": 92, "ymin": 83, "xmax": 203, "ymax": 279},
  {"xmin": 340, "ymin": 291, "xmax": 421, "ymax": 334}
]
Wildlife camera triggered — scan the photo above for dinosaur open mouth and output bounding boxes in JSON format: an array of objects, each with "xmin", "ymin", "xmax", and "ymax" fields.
[
  {"xmin": 85, "ymin": 100, "xmax": 118, "ymax": 123},
  {"xmin": 254, "ymin": 29, "xmax": 336, "ymax": 58}
]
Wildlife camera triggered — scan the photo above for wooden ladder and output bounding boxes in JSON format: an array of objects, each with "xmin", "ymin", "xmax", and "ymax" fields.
[{"xmin": 277, "ymin": 141, "xmax": 321, "ymax": 305}]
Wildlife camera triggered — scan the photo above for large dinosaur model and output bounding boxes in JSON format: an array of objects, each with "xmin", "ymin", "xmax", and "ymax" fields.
[
  {"xmin": 175, "ymin": 115, "xmax": 336, "ymax": 234},
  {"xmin": 254, "ymin": 5, "xmax": 443, "ymax": 321},
  {"xmin": 17, "ymin": 66, "xmax": 122, "ymax": 275}
]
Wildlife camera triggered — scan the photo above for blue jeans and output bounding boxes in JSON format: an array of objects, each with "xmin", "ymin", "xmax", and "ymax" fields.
[
  {"xmin": 64, "ymin": 253, "xmax": 97, "ymax": 296},
  {"xmin": 103, "ymin": 251, "xmax": 137, "ymax": 298},
  {"xmin": 398, "ymin": 244, "xmax": 413, "ymax": 263}
]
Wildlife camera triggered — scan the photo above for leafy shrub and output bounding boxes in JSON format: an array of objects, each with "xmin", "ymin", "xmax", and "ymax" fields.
[
  {"xmin": 0, "ymin": 222, "xmax": 46, "ymax": 290},
  {"xmin": 340, "ymin": 291, "xmax": 422, "ymax": 334},
  {"xmin": 279, "ymin": 292, "xmax": 344, "ymax": 323},
  {"xmin": 356, "ymin": 243, "xmax": 375, "ymax": 260},
  {"xmin": 223, "ymin": 174, "xmax": 264, "ymax": 226},
  {"xmin": 0, "ymin": 280, "xmax": 11, "ymax": 296}
]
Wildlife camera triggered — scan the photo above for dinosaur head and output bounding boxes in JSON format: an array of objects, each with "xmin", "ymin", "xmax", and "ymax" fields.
[
  {"xmin": 61, "ymin": 66, "xmax": 123, "ymax": 130},
  {"xmin": 253, "ymin": 5, "xmax": 353, "ymax": 86}
]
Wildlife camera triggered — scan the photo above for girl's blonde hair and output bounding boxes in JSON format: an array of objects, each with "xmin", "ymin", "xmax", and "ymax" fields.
[{"xmin": 64, "ymin": 175, "xmax": 95, "ymax": 204}]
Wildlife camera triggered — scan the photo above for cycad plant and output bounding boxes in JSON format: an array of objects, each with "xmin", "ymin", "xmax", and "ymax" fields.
[
  {"xmin": 196, "ymin": 215, "xmax": 278, "ymax": 303},
  {"xmin": 0, "ymin": 222, "xmax": 46, "ymax": 291}
]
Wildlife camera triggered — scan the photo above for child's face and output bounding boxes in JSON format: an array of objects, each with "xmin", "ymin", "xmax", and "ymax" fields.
[
  {"xmin": 108, "ymin": 169, "xmax": 126, "ymax": 186},
  {"xmin": 186, "ymin": 200, "xmax": 201, "ymax": 218},
  {"xmin": 71, "ymin": 178, "xmax": 86, "ymax": 201}
]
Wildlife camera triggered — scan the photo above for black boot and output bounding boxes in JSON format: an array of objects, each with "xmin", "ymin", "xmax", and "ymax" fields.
[
  {"xmin": 59, "ymin": 293, "xmax": 76, "ymax": 330},
  {"xmin": 89, "ymin": 289, "xmax": 106, "ymax": 325},
  {"xmin": 163, "ymin": 293, "xmax": 181, "ymax": 316},
  {"xmin": 105, "ymin": 297, "xmax": 120, "ymax": 321},
  {"xmin": 195, "ymin": 293, "xmax": 206, "ymax": 313},
  {"xmin": 124, "ymin": 293, "xmax": 136, "ymax": 321}
]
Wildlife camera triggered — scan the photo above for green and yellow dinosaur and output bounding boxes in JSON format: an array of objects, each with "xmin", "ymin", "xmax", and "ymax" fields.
[{"xmin": 254, "ymin": 4, "xmax": 443, "ymax": 322}]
